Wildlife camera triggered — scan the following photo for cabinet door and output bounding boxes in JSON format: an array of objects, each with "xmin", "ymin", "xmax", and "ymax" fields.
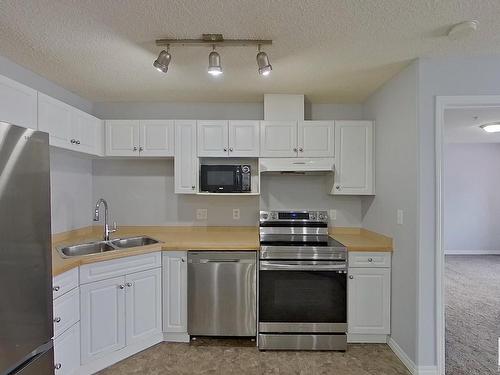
[
  {"xmin": 0, "ymin": 74, "xmax": 37, "ymax": 129},
  {"xmin": 105, "ymin": 120, "xmax": 140, "ymax": 156},
  {"xmin": 163, "ymin": 252, "xmax": 187, "ymax": 333},
  {"xmin": 125, "ymin": 268, "xmax": 162, "ymax": 345},
  {"xmin": 348, "ymin": 267, "xmax": 390, "ymax": 335},
  {"xmin": 298, "ymin": 121, "xmax": 334, "ymax": 157},
  {"xmin": 197, "ymin": 120, "xmax": 228, "ymax": 157},
  {"xmin": 228, "ymin": 120, "xmax": 259, "ymax": 157},
  {"xmin": 260, "ymin": 121, "xmax": 297, "ymax": 157},
  {"xmin": 80, "ymin": 276, "xmax": 126, "ymax": 364},
  {"xmin": 174, "ymin": 120, "xmax": 198, "ymax": 194},
  {"xmin": 38, "ymin": 93, "xmax": 72, "ymax": 149},
  {"xmin": 70, "ymin": 108, "xmax": 102, "ymax": 155},
  {"xmin": 54, "ymin": 322, "xmax": 80, "ymax": 375},
  {"xmin": 139, "ymin": 120, "xmax": 174, "ymax": 156},
  {"xmin": 334, "ymin": 121, "xmax": 374, "ymax": 195}
]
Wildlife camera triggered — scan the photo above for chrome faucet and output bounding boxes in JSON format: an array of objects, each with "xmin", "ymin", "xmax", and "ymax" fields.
[{"xmin": 93, "ymin": 198, "xmax": 117, "ymax": 241}]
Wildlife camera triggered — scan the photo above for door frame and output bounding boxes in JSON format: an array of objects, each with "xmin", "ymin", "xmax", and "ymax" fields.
[{"xmin": 435, "ymin": 95, "xmax": 500, "ymax": 374}]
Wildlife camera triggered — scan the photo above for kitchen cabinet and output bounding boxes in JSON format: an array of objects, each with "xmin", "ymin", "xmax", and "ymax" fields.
[
  {"xmin": 333, "ymin": 121, "xmax": 374, "ymax": 195},
  {"xmin": 80, "ymin": 276, "xmax": 126, "ymax": 364},
  {"xmin": 105, "ymin": 120, "xmax": 174, "ymax": 157},
  {"xmin": 0, "ymin": 74, "xmax": 38, "ymax": 129},
  {"xmin": 54, "ymin": 322, "xmax": 80, "ymax": 375},
  {"xmin": 163, "ymin": 252, "xmax": 188, "ymax": 340},
  {"xmin": 125, "ymin": 268, "xmax": 162, "ymax": 345},
  {"xmin": 347, "ymin": 251, "xmax": 391, "ymax": 342},
  {"xmin": 197, "ymin": 120, "xmax": 259, "ymax": 157},
  {"xmin": 175, "ymin": 120, "xmax": 198, "ymax": 194},
  {"xmin": 38, "ymin": 93, "xmax": 102, "ymax": 155},
  {"xmin": 260, "ymin": 121, "xmax": 333, "ymax": 157}
]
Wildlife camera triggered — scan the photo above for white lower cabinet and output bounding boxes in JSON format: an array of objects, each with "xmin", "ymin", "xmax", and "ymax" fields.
[
  {"xmin": 54, "ymin": 322, "xmax": 80, "ymax": 375},
  {"xmin": 162, "ymin": 252, "xmax": 188, "ymax": 340},
  {"xmin": 347, "ymin": 251, "xmax": 391, "ymax": 343},
  {"xmin": 80, "ymin": 276, "xmax": 126, "ymax": 364}
]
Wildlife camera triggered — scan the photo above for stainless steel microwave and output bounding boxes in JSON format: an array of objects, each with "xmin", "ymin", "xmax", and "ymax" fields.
[{"xmin": 200, "ymin": 165, "xmax": 251, "ymax": 193}]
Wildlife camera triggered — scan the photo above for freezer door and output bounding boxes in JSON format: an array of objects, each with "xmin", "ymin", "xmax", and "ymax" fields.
[{"xmin": 0, "ymin": 123, "xmax": 53, "ymax": 375}]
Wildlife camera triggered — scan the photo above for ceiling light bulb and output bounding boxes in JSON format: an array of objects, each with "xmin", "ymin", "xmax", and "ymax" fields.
[
  {"xmin": 480, "ymin": 123, "xmax": 500, "ymax": 133},
  {"xmin": 256, "ymin": 50, "xmax": 272, "ymax": 76},
  {"xmin": 153, "ymin": 48, "xmax": 171, "ymax": 73},
  {"xmin": 208, "ymin": 47, "xmax": 222, "ymax": 76}
]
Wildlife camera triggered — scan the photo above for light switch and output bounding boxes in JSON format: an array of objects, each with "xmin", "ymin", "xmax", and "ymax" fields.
[
  {"xmin": 196, "ymin": 208, "xmax": 207, "ymax": 220},
  {"xmin": 233, "ymin": 208, "xmax": 240, "ymax": 220},
  {"xmin": 397, "ymin": 209, "xmax": 404, "ymax": 225},
  {"xmin": 329, "ymin": 209, "xmax": 337, "ymax": 221}
]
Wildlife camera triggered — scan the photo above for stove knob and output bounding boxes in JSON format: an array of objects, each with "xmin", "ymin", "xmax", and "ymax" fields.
[
  {"xmin": 262, "ymin": 213, "xmax": 268, "ymax": 220},
  {"xmin": 318, "ymin": 213, "xmax": 326, "ymax": 220},
  {"xmin": 310, "ymin": 213, "xmax": 316, "ymax": 220},
  {"xmin": 271, "ymin": 212, "xmax": 278, "ymax": 219}
]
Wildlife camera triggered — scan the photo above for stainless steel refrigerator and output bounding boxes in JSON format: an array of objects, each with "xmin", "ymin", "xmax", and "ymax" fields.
[{"xmin": 0, "ymin": 122, "xmax": 54, "ymax": 374}]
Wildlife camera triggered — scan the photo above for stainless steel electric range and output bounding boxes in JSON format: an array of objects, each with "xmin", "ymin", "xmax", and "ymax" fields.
[{"xmin": 258, "ymin": 210, "xmax": 347, "ymax": 351}]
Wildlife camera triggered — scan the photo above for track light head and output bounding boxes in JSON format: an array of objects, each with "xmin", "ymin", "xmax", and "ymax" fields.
[
  {"xmin": 153, "ymin": 48, "xmax": 171, "ymax": 73},
  {"xmin": 256, "ymin": 47, "xmax": 272, "ymax": 76},
  {"xmin": 208, "ymin": 46, "xmax": 223, "ymax": 76}
]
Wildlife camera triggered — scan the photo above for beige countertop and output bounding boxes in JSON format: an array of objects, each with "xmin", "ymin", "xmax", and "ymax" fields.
[{"xmin": 52, "ymin": 226, "xmax": 393, "ymax": 277}]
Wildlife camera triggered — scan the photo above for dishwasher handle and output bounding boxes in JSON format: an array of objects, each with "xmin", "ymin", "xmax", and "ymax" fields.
[{"xmin": 189, "ymin": 258, "xmax": 256, "ymax": 264}]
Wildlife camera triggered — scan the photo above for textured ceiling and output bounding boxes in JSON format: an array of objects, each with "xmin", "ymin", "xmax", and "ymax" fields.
[
  {"xmin": 1, "ymin": 1, "xmax": 500, "ymax": 103},
  {"xmin": 445, "ymin": 107, "xmax": 500, "ymax": 143}
]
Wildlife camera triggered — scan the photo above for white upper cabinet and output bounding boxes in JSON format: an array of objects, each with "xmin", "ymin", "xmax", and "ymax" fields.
[
  {"xmin": 175, "ymin": 120, "xmax": 198, "ymax": 194},
  {"xmin": 0, "ymin": 74, "xmax": 37, "ymax": 129},
  {"xmin": 197, "ymin": 120, "xmax": 228, "ymax": 157},
  {"xmin": 140, "ymin": 120, "xmax": 174, "ymax": 156},
  {"xmin": 260, "ymin": 121, "xmax": 298, "ymax": 157},
  {"xmin": 298, "ymin": 121, "xmax": 334, "ymax": 157},
  {"xmin": 333, "ymin": 121, "xmax": 374, "ymax": 195},
  {"xmin": 106, "ymin": 120, "xmax": 174, "ymax": 157},
  {"xmin": 38, "ymin": 92, "xmax": 102, "ymax": 155},
  {"xmin": 106, "ymin": 120, "xmax": 140, "ymax": 156},
  {"xmin": 228, "ymin": 120, "xmax": 260, "ymax": 157}
]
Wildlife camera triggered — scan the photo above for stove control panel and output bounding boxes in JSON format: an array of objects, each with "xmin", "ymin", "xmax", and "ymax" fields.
[{"xmin": 260, "ymin": 210, "xmax": 328, "ymax": 223}]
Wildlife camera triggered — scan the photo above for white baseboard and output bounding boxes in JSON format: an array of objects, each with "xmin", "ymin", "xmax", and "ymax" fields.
[
  {"xmin": 78, "ymin": 333, "xmax": 163, "ymax": 375},
  {"xmin": 387, "ymin": 337, "xmax": 438, "ymax": 375},
  {"xmin": 163, "ymin": 332, "xmax": 190, "ymax": 343},
  {"xmin": 445, "ymin": 249, "xmax": 500, "ymax": 255},
  {"xmin": 347, "ymin": 333, "xmax": 388, "ymax": 343}
]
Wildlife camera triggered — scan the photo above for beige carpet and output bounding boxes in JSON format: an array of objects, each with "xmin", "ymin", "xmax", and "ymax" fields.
[
  {"xmin": 98, "ymin": 338, "xmax": 410, "ymax": 374},
  {"xmin": 445, "ymin": 255, "xmax": 500, "ymax": 375}
]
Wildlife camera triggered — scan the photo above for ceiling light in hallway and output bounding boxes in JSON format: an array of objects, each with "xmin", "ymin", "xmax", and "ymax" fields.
[
  {"xmin": 208, "ymin": 45, "xmax": 223, "ymax": 76},
  {"xmin": 256, "ymin": 45, "xmax": 272, "ymax": 76},
  {"xmin": 480, "ymin": 122, "xmax": 500, "ymax": 133},
  {"xmin": 153, "ymin": 47, "xmax": 171, "ymax": 73}
]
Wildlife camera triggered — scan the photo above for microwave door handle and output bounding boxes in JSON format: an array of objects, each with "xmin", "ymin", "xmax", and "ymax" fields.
[{"xmin": 235, "ymin": 170, "xmax": 241, "ymax": 189}]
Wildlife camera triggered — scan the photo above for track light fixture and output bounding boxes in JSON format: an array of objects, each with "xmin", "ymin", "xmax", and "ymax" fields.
[
  {"xmin": 208, "ymin": 45, "xmax": 223, "ymax": 76},
  {"xmin": 153, "ymin": 45, "xmax": 171, "ymax": 73},
  {"xmin": 256, "ymin": 45, "xmax": 272, "ymax": 76},
  {"xmin": 153, "ymin": 34, "xmax": 273, "ymax": 77}
]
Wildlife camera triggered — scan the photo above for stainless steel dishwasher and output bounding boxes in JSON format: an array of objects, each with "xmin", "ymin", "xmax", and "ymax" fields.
[{"xmin": 188, "ymin": 251, "xmax": 256, "ymax": 336}]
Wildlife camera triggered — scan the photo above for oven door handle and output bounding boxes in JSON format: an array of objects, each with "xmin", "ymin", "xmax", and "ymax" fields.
[{"xmin": 259, "ymin": 261, "xmax": 346, "ymax": 271}]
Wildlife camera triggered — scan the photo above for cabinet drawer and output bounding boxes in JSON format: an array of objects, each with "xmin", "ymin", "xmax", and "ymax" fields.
[
  {"xmin": 53, "ymin": 268, "xmax": 79, "ymax": 300},
  {"xmin": 348, "ymin": 252, "xmax": 391, "ymax": 268},
  {"xmin": 53, "ymin": 287, "xmax": 80, "ymax": 338},
  {"xmin": 54, "ymin": 322, "xmax": 80, "ymax": 375},
  {"xmin": 80, "ymin": 252, "xmax": 161, "ymax": 284}
]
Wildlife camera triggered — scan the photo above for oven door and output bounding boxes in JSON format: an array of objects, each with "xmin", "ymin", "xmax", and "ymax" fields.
[
  {"xmin": 200, "ymin": 165, "xmax": 240, "ymax": 193},
  {"xmin": 259, "ymin": 260, "xmax": 347, "ymax": 333}
]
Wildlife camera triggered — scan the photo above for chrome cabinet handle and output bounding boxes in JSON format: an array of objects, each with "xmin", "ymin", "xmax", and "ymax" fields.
[
  {"xmin": 53, "ymin": 317, "xmax": 61, "ymax": 323},
  {"xmin": 125, "ymin": 282, "xmax": 133, "ymax": 287},
  {"xmin": 181, "ymin": 258, "xmax": 186, "ymax": 262},
  {"xmin": 70, "ymin": 139, "xmax": 76, "ymax": 144},
  {"xmin": 223, "ymin": 148, "xmax": 228, "ymax": 152},
  {"xmin": 133, "ymin": 146, "xmax": 138, "ymax": 151},
  {"xmin": 335, "ymin": 185, "xmax": 341, "ymax": 190},
  {"xmin": 55, "ymin": 363, "xmax": 62, "ymax": 370},
  {"xmin": 368, "ymin": 258, "xmax": 373, "ymax": 262},
  {"xmin": 119, "ymin": 284, "xmax": 125, "ymax": 289},
  {"xmin": 229, "ymin": 147, "xmax": 233, "ymax": 152},
  {"xmin": 191, "ymin": 185, "xmax": 196, "ymax": 189},
  {"xmin": 298, "ymin": 147, "xmax": 304, "ymax": 152},
  {"xmin": 76, "ymin": 140, "xmax": 81, "ymax": 145},
  {"xmin": 139, "ymin": 146, "xmax": 143, "ymax": 152},
  {"xmin": 53, "ymin": 286, "xmax": 60, "ymax": 292},
  {"xmin": 349, "ymin": 275, "xmax": 354, "ymax": 279},
  {"xmin": 293, "ymin": 148, "xmax": 298, "ymax": 152}
]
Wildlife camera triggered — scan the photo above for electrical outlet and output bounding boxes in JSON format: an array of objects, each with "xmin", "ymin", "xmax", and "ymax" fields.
[
  {"xmin": 196, "ymin": 208, "xmax": 207, "ymax": 220},
  {"xmin": 233, "ymin": 208, "xmax": 240, "ymax": 220},
  {"xmin": 329, "ymin": 209, "xmax": 337, "ymax": 221},
  {"xmin": 397, "ymin": 209, "xmax": 404, "ymax": 225}
]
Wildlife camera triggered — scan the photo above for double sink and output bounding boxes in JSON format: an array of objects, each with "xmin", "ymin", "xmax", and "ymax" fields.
[{"xmin": 58, "ymin": 236, "xmax": 161, "ymax": 258}]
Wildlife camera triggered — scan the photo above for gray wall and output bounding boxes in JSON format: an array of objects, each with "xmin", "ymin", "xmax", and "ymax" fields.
[
  {"xmin": 50, "ymin": 148, "xmax": 93, "ymax": 233},
  {"xmin": 444, "ymin": 143, "xmax": 500, "ymax": 253},
  {"xmin": 418, "ymin": 55, "xmax": 500, "ymax": 367},
  {"xmin": 362, "ymin": 62, "xmax": 419, "ymax": 364}
]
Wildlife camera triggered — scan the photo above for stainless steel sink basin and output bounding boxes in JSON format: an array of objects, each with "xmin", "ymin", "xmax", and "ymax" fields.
[
  {"xmin": 110, "ymin": 236, "xmax": 160, "ymax": 248},
  {"xmin": 59, "ymin": 241, "xmax": 116, "ymax": 258},
  {"xmin": 57, "ymin": 236, "xmax": 161, "ymax": 258}
]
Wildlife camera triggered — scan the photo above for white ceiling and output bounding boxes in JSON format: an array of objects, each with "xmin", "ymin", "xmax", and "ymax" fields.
[
  {"xmin": 445, "ymin": 107, "xmax": 500, "ymax": 143},
  {"xmin": 1, "ymin": 1, "xmax": 500, "ymax": 103}
]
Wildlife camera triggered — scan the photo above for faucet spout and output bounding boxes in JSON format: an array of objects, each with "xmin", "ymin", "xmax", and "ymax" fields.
[{"xmin": 93, "ymin": 198, "xmax": 116, "ymax": 241}]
